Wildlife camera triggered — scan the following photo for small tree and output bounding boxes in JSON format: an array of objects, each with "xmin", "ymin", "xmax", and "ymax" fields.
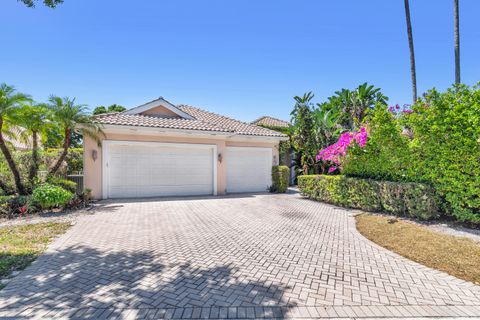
[
  {"xmin": 93, "ymin": 104, "xmax": 126, "ymax": 115},
  {"xmin": 13, "ymin": 103, "xmax": 51, "ymax": 182},
  {"xmin": 0, "ymin": 84, "xmax": 31, "ymax": 195},
  {"xmin": 290, "ymin": 92, "xmax": 319, "ymax": 174},
  {"xmin": 48, "ymin": 96, "xmax": 103, "ymax": 175}
]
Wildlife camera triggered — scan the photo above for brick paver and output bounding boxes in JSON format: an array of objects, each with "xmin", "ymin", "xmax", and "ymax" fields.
[{"xmin": 0, "ymin": 193, "xmax": 479, "ymax": 319}]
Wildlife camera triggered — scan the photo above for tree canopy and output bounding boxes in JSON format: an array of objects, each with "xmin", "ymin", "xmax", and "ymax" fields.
[
  {"xmin": 92, "ymin": 104, "xmax": 126, "ymax": 115},
  {"xmin": 18, "ymin": 0, "xmax": 63, "ymax": 8}
]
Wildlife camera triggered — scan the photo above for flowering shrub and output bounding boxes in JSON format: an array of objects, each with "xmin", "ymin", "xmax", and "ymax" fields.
[
  {"xmin": 316, "ymin": 127, "xmax": 367, "ymax": 172},
  {"xmin": 341, "ymin": 84, "xmax": 480, "ymax": 225}
]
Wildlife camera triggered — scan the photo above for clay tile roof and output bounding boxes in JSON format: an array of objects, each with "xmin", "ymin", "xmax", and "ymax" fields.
[
  {"xmin": 177, "ymin": 105, "xmax": 285, "ymax": 137},
  {"xmin": 94, "ymin": 104, "xmax": 287, "ymax": 138},
  {"xmin": 251, "ymin": 116, "xmax": 290, "ymax": 128}
]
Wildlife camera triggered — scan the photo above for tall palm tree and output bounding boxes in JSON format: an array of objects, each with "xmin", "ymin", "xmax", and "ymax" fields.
[
  {"xmin": 454, "ymin": 0, "xmax": 460, "ymax": 85},
  {"xmin": 48, "ymin": 96, "xmax": 103, "ymax": 175},
  {"xmin": 404, "ymin": 0, "xmax": 417, "ymax": 102},
  {"xmin": 14, "ymin": 103, "xmax": 51, "ymax": 182},
  {"xmin": 0, "ymin": 83, "xmax": 31, "ymax": 195}
]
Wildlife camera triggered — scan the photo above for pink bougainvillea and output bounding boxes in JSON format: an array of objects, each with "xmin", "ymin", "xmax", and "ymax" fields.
[{"xmin": 316, "ymin": 127, "xmax": 368, "ymax": 172}]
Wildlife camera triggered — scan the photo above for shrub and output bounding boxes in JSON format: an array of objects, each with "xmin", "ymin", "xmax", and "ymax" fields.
[
  {"xmin": 46, "ymin": 175, "xmax": 77, "ymax": 193},
  {"xmin": 342, "ymin": 105, "xmax": 411, "ymax": 181},
  {"xmin": 32, "ymin": 184, "xmax": 73, "ymax": 210},
  {"xmin": 270, "ymin": 166, "xmax": 289, "ymax": 193},
  {"xmin": 43, "ymin": 148, "xmax": 83, "ymax": 174},
  {"xmin": 0, "ymin": 195, "xmax": 38, "ymax": 218},
  {"xmin": 298, "ymin": 175, "xmax": 440, "ymax": 220},
  {"xmin": 404, "ymin": 85, "xmax": 480, "ymax": 224},
  {"xmin": 338, "ymin": 84, "xmax": 480, "ymax": 225}
]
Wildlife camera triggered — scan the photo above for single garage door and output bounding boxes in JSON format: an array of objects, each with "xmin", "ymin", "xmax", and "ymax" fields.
[
  {"xmin": 103, "ymin": 141, "xmax": 216, "ymax": 198},
  {"xmin": 225, "ymin": 146, "xmax": 272, "ymax": 193}
]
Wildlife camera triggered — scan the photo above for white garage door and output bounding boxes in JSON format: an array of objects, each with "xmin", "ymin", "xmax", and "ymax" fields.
[
  {"xmin": 103, "ymin": 141, "xmax": 216, "ymax": 198},
  {"xmin": 225, "ymin": 147, "xmax": 272, "ymax": 193}
]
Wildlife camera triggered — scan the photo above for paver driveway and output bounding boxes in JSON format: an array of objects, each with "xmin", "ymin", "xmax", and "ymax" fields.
[{"xmin": 1, "ymin": 192, "xmax": 480, "ymax": 319}]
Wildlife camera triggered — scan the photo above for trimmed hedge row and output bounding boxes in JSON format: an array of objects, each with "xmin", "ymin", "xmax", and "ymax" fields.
[
  {"xmin": 270, "ymin": 166, "xmax": 289, "ymax": 193},
  {"xmin": 298, "ymin": 175, "xmax": 440, "ymax": 220}
]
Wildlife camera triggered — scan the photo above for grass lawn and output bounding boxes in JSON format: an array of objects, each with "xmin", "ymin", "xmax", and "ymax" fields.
[
  {"xmin": 356, "ymin": 214, "xmax": 480, "ymax": 285},
  {"xmin": 0, "ymin": 222, "xmax": 71, "ymax": 285}
]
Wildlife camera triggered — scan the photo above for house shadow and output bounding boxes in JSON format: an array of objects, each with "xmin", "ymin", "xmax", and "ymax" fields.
[{"xmin": 0, "ymin": 246, "xmax": 296, "ymax": 319}]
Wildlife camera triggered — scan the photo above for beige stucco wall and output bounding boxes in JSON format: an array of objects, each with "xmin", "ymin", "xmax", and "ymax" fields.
[{"xmin": 84, "ymin": 131, "xmax": 279, "ymax": 199}]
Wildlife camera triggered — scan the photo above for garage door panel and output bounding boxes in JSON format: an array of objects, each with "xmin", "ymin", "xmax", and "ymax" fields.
[
  {"xmin": 104, "ymin": 141, "xmax": 215, "ymax": 198},
  {"xmin": 226, "ymin": 147, "xmax": 272, "ymax": 193}
]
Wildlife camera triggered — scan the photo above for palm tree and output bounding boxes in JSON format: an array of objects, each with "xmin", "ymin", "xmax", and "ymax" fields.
[
  {"xmin": 0, "ymin": 83, "xmax": 31, "ymax": 195},
  {"xmin": 47, "ymin": 96, "xmax": 103, "ymax": 175},
  {"xmin": 351, "ymin": 83, "xmax": 388, "ymax": 128},
  {"xmin": 14, "ymin": 103, "xmax": 51, "ymax": 182},
  {"xmin": 454, "ymin": 0, "xmax": 460, "ymax": 85},
  {"xmin": 404, "ymin": 0, "xmax": 417, "ymax": 102}
]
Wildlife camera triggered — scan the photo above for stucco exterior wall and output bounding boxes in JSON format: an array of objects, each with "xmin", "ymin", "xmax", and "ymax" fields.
[{"xmin": 84, "ymin": 132, "xmax": 279, "ymax": 199}]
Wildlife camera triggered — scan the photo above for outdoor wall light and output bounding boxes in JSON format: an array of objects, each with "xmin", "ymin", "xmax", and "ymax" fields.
[
  {"xmin": 273, "ymin": 155, "xmax": 278, "ymax": 165},
  {"xmin": 92, "ymin": 149, "xmax": 98, "ymax": 161},
  {"xmin": 218, "ymin": 153, "xmax": 223, "ymax": 163}
]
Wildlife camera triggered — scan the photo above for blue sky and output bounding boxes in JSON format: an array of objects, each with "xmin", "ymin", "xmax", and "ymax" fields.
[{"xmin": 1, "ymin": 0, "xmax": 479, "ymax": 122}]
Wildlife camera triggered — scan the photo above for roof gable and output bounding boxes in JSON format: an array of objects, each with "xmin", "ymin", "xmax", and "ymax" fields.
[
  {"xmin": 252, "ymin": 116, "xmax": 290, "ymax": 128},
  {"xmin": 124, "ymin": 97, "xmax": 194, "ymax": 120}
]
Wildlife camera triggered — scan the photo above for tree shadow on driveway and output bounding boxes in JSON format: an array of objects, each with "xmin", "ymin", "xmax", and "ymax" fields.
[{"xmin": 0, "ymin": 245, "xmax": 296, "ymax": 319}]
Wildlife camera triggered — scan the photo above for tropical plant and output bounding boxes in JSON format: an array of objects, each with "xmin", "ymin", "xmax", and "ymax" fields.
[
  {"xmin": 313, "ymin": 103, "xmax": 341, "ymax": 149},
  {"xmin": 290, "ymin": 92, "xmax": 319, "ymax": 174},
  {"xmin": 12, "ymin": 103, "xmax": 51, "ymax": 182},
  {"xmin": 0, "ymin": 84, "xmax": 31, "ymax": 195},
  {"xmin": 32, "ymin": 183, "xmax": 73, "ymax": 209},
  {"xmin": 92, "ymin": 104, "xmax": 126, "ymax": 115},
  {"xmin": 323, "ymin": 83, "xmax": 388, "ymax": 130},
  {"xmin": 404, "ymin": 0, "xmax": 417, "ymax": 102},
  {"xmin": 454, "ymin": 0, "xmax": 461, "ymax": 85},
  {"xmin": 47, "ymin": 96, "xmax": 103, "ymax": 175}
]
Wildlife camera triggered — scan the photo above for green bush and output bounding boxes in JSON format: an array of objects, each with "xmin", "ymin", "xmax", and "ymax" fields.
[
  {"xmin": 32, "ymin": 184, "xmax": 73, "ymax": 210},
  {"xmin": 298, "ymin": 175, "xmax": 440, "ymax": 220},
  {"xmin": 46, "ymin": 175, "xmax": 77, "ymax": 193},
  {"xmin": 341, "ymin": 84, "xmax": 480, "ymax": 225},
  {"xmin": 0, "ymin": 195, "xmax": 38, "ymax": 218},
  {"xmin": 270, "ymin": 166, "xmax": 289, "ymax": 193},
  {"xmin": 44, "ymin": 148, "xmax": 83, "ymax": 174}
]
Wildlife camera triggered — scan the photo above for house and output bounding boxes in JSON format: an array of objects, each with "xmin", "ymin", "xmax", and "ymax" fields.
[
  {"xmin": 4, "ymin": 126, "xmax": 40, "ymax": 151},
  {"xmin": 251, "ymin": 116, "xmax": 290, "ymax": 129},
  {"xmin": 84, "ymin": 98, "xmax": 288, "ymax": 199},
  {"xmin": 251, "ymin": 116, "xmax": 292, "ymax": 169}
]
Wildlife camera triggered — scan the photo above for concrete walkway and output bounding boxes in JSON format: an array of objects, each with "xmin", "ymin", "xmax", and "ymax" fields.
[{"xmin": 1, "ymin": 193, "xmax": 479, "ymax": 319}]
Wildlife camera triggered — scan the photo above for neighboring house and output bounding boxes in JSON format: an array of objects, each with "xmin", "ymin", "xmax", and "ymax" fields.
[
  {"xmin": 4, "ymin": 126, "xmax": 39, "ymax": 151},
  {"xmin": 84, "ymin": 98, "xmax": 288, "ymax": 199},
  {"xmin": 251, "ymin": 116, "xmax": 290, "ymax": 129},
  {"xmin": 251, "ymin": 115, "xmax": 291, "ymax": 166}
]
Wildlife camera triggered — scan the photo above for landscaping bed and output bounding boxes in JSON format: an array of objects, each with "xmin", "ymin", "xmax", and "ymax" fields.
[
  {"xmin": 356, "ymin": 214, "xmax": 480, "ymax": 285},
  {"xmin": 0, "ymin": 222, "xmax": 71, "ymax": 288}
]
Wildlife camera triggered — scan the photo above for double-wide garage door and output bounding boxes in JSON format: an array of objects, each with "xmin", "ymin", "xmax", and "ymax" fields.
[
  {"xmin": 103, "ymin": 141, "xmax": 216, "ymax": 198},
  {"xmin": 103, "ymin": 141, "xmax": 272, "ymax": 198}
]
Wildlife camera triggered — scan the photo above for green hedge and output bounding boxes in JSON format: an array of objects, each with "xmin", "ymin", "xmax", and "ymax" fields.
[
  {"xmin": 270, "ymin": 166, "xmax": 289, "ymax": 193},
  {"xmin": 343, "ymin": 85, "xmax": 480, "ymax": 225},
  {"xmin": 298, "ymin": 175, "xmax": 440, "ymax": 220}
]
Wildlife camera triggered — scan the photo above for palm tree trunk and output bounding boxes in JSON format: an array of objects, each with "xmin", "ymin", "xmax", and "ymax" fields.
[
  {"xmin": 49, "ymin": 128, "xmax": 71, "ymax": 175},
  {"xmin": 404, "ymin": 0, "xmax": 417, "ymax": 102},
  {"xmin": 28, "ymin": 130, "xmax": 39, "ymax": 182},
  {"xmin": 0, "ymin": 117, "xmax": 27, "ymax": 195},
  {"xmin": 454, "ymin": 0, "xmax": 460, "ymax": 85}
]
